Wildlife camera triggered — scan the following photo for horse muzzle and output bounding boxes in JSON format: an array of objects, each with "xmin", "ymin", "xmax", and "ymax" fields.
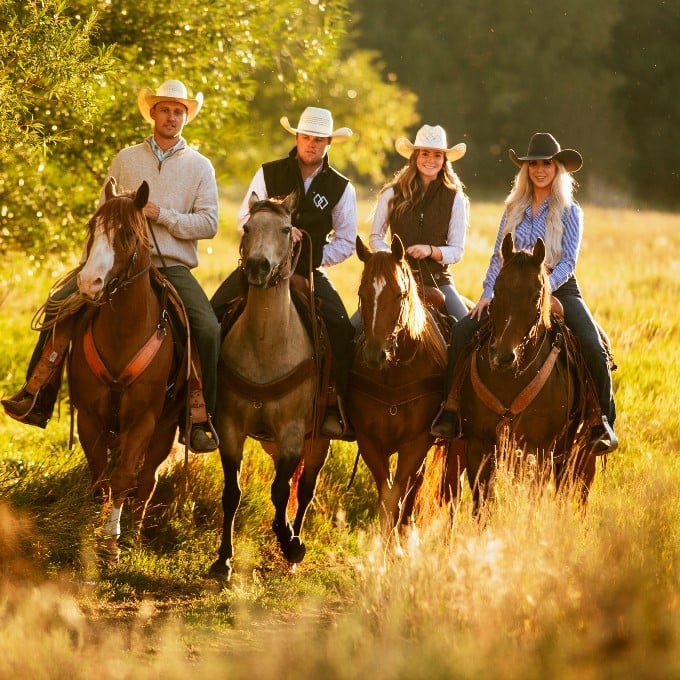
[
  {"xmin": 362, "ymin": 339, "xmax": 390, "ymax": 371},
  {"xmin": 244, "ymin": 255, "xmax": 276, "ymax": 287},
  {"xmin": 488, "ymin": 344, "xmax": 517, "ymax": 372}
]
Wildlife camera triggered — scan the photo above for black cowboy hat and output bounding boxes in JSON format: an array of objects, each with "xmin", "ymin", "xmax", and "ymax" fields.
[{"xmin": 509, "ymin": 132, "xmax": 583, "ymax": 172}]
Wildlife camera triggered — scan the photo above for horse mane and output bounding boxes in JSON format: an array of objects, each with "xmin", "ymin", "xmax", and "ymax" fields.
[
  {"xmin": 88, "ymin": 189, "xmax": 150, "ymax": 258},
  {"xmin": 249, "ymin": 196, "xmax": 291, "ymax": 218},
  {"xmin": 362, "ymin": 250, "xmax": 447, "ymax": 368},
  {"xmin": 502, "ymin": 250, "xmax": 552, "ymax": 329}
]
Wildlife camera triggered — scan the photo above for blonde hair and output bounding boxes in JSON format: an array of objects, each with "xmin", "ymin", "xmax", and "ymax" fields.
[
  {"xmin": 379, "ymin": 150, "xmax": 465, "ymax": 224},
  {"xmin": 502, "ymin": 160, "xmax": 576, "ymax": 268}
]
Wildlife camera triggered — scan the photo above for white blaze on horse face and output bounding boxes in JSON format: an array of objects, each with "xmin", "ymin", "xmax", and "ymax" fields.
[
  {"xmin": 370, "ymin": 275, "xmax": 387, "ymax": 334},
  {"xmin": 78, "ymin": 218, "xmax": 115, "ymax": 299}
]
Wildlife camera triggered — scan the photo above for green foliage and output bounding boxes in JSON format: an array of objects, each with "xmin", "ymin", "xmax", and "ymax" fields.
[
  {"xmin": 0, "ymin": 0, "xmax": 420, "ymax": 261},
  {"xmin": 354, "ymin": 0, "xmax": 680, "ymax": 206},
  {"xmin": 609, "ymin": 0, "xmax": 680, "ymax": 207}
]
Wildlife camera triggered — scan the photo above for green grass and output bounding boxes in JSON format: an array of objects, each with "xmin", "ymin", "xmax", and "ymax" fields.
[{"xmin": 1, "ymin": 199, "xmax": 679, "ymax": 678}]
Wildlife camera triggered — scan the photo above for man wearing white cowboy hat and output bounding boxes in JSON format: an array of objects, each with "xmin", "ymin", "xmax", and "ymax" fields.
[
  {"xmin": 211, "ymin": 106, "xmax": 357, "ymax": 438},
  {"xmin": 2, "ymin": 78, "xmax": 221, "ymax": 454}
]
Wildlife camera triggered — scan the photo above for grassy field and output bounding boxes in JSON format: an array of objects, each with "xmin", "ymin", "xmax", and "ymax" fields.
[{"xmin": 1, "ymin": 197, "xmax": 679, "ymax": 678}]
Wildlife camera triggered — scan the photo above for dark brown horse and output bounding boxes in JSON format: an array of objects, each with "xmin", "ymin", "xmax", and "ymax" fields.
[
  {"xmin": 457, "ymin": 233, "xmax": 596, "ymax": 510},
  {"xmin": 210, "ymin": 192, "xmax": 330, "ymax": 582},
  {"xmin": 347, "ymin": 235, "xmax": 462, "ymax": 534},
  {"xmin": 69, "ymin": 179, "xmax": 185, "ymax": 548}
]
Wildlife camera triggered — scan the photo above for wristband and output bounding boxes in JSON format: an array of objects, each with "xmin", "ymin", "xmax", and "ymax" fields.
[{"xmin": 429, "ymin": 245, "xmax": 434, "ymax": 258}]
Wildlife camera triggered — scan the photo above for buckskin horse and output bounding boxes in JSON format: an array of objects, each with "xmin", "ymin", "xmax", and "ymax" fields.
[
  {"xmin": 347, "ymin": 235, "xmax": 463, "ymax": 535},
  {"xmin": 209, "ymin": 192, "xmax": 330, "ymax": 582},
  {"xmin": 455, "ymin": 233, "xmax": 597, "ymax": 511},
  {"xmin": 69, "ymin": 178, "xmax": 186, "ymax": 551}
]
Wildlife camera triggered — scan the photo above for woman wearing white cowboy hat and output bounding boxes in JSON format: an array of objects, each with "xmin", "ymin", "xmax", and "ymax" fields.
[
  {"xmin": 369, "ymin": 124, "xmax": 470, "ymax": 320},
  {"xmin": 431, "ymin": 131, "xmax": 618, "ymax": 456}
]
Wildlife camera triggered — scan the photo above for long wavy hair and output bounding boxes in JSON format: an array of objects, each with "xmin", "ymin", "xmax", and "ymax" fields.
[
  {"xmin": 501, "ymin": 160, "xmax": 576, "ymax": 269},
  {"xmin": 379, "ymin": 150, "xmax": 465, "ymax": 224}
]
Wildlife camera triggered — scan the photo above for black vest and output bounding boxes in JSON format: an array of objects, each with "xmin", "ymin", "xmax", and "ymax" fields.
[
  {"xmin": 262, "ymin": 148, "xmax": 349, "ymax": 275},
  {"xmin": 391, "ymin": 179, "xmax": 456, "ymax": 286}
]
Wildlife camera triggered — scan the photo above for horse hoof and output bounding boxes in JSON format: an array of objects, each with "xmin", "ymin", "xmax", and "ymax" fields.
[
  {"xmin": 283, "ymin": 536, "xmax": 306, "ymax": 564},
  {"xmin": 272, "ymin": 519, "xmax": 294, "ymax": 545},
  {"xmin": 208, "ymin": 559, "xmax": 233, "ymax": 583}
]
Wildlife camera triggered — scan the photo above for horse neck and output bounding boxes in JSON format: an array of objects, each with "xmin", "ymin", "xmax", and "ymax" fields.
[
  {"xmin": 98, "ymin": 269, "xmax": 156, "ymax": 333},
  {"xmin": 240, "ymin": 282, "xmax": 300, "ymax": 347}
]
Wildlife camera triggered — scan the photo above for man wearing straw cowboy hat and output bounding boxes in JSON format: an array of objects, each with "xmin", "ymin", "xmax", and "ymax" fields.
[
  {"xmin": 3, "ymin": 79, "xmax": 221, "ymax": 453},
  {"xmin": 211, "ymin": 106, "xmax": 357, "ymax": 438}
]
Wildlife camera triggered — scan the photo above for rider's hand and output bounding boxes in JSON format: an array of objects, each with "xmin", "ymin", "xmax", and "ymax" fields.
[
  {"xmin": 471, "ymin": 296, "xmax": 492, "ymax": 321},
  {"xmin": 291, "ymin": 226, "xmax": 303, "ymax": 243}
]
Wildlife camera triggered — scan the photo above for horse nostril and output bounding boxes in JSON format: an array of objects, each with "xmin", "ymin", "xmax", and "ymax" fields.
[{"xmin": 244, "ymin": 256, "xmax": 271, "ymax": 282}]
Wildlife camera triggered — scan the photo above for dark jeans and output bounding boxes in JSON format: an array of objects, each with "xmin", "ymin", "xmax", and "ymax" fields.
[
  {"xmin": 211, "ymin": 267, "xmax": 354, "ymax": 398},
  {"xmin": 445, "ymin": 276, "xmax": 615, "ymax": 424},
  {"xmin": 160, "ymin": 266, "xmax": 220, "ymax": 416}
]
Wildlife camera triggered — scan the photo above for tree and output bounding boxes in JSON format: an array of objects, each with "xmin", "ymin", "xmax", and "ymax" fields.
[
  {"xmin": 0, "ymin": 0, "xmax": 420, "ymax": 260},
  {"xmin": 609, "ymin": 0, "xmax": 680, "ymax": 207}
]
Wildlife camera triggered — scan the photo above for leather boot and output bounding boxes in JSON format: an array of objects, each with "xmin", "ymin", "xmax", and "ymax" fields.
[
  {"xmin": 430, "ymin": 405, "xmax": 462, "ymax": 440},
  {"xmin": 2, "ymin": 382, "xmax": 58, "ymax": 429},
  {"xmin": 589, "ymin": 415, "xmax": 618, "ymax": 455},
  {"xmin": 321, "ymin": 396, "xmax": 354, "ymax": 439}
]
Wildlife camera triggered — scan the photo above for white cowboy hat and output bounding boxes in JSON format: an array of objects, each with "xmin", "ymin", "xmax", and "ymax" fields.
[
  {"xmin": 137, "ymin": 79, "xmax": 204, "ymax": 125},
  {"xmin": 280, "ymin": 106, "xmax": 352, "ymax": 142},
  {"xmin": 395, "ymin": 124, "xmax": 466, "ymax": 162}
]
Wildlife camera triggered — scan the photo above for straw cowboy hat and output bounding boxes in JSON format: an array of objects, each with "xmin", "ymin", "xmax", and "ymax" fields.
[
  {"xmin": 280, "ymin": 106, "xmax": 352, "ymax": 142},
  {"xmin": 395, "ymin": 124, "xmax": 467, "ymax": 162},
  {"xmin": 137, "ymin": 79, "xmax": 204, "ymax": 125},
  {"xmin": 509, "ymin": 132, "xmax": 583, "ymax": 172}
]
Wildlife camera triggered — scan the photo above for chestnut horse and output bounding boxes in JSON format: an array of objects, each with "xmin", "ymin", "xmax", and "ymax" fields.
[
  {"xmin": 457, "ymin": 233, "xmax": 596, "ymax": 510},
  {"xmin": 210, "ymin": 192, "xmax": 330, "ymax": 582},
  {"xmin": 69, "ymin": 179, "xmax": 185, "ymax": 548},
  {"xmin": 347, "ymin": 235, "xmax": 462, "ymax": 534}
]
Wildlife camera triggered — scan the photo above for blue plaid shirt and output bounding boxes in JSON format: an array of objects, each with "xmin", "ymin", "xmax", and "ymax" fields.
[{"xmin": 482, "ymin": 198, "xmax": 583, "ymax": 298}]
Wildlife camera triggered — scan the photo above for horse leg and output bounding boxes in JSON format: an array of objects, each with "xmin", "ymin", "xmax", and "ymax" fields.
[
  {"xmin": 130, "ymin": 419, "xmax": 178, "ymax": 540},
  {"xmin": 441, "ymin": 439, "xmax": 466, "ymax": 508},
  {"xmin": 209, "ymin": 432, "xmax": 244, "ymax": 581},
  {"xmin": 465, "ymin": 441, "xmax": 495, "ymax": 519},
  {"xmin": 77, "ymin": 412, "xmax": 111, "ymax": 499},
  {"xmin": 357, "ymin": 437, "xmax": 394, "ymax": 534},
  {"xmin": 555, "ymin": 445, "xmax": 596, "ymax": 506},
  {"xmin": 391, "ymin": 436, "xmax": 430, "ymax": 543},
  {"xmin": 290, "ymin": 439, "xmax": 330, "ymax": 549},
  {"xmin": 271, "ymin": 449, "xmax": 305, "ymax": 563}
]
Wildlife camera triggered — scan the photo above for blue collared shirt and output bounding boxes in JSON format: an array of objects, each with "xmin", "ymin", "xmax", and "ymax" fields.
[
  {"xmin": 482, "ymin": 198, "xmax": 583, "ymax": 297},
  {"xmin": 146, "ymin": 136, "xmax": 186, "ymax": 163}
]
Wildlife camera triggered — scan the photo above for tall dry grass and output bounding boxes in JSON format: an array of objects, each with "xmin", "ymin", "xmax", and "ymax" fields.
[{"xmin": 0, "ymin": 198, "xmax": 679, "ymax": 678}]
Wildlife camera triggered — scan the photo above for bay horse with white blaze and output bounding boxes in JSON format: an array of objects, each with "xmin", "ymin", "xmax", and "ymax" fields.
[
  {"xmin": 210, "ymin": 192, "xmax": 330, "ymax": 582},
  {"xmin": 347, "ymin": 235, "xmax": 463, "ymax": 534},
  {"xmin": 455, "ymin": 233, "xmax": 596, "ymax": 510},
  {"xmin": 69, "ymin": 178, "xmax": 186, "ymax": 548}
]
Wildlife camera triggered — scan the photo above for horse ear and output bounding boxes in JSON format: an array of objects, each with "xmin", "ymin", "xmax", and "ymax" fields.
[
  {"xmin": 391, "ymin": 233, "xmax": 405, "ymax": 260},
  {"xmin": 248, "ymin": 191, "xmax": 260, "ymax": 210},
  {"xmin": 104, "ymin": 177, "xmax": 117, "ymax": 202},
  {"xmin": 532, "ymin": 238, "xmax": 546, "ymax": 264},
  {"xmin": 501, "ymin": 232, "xmax": 514, "ymax": 262},
  {"xmin": 134, "ymin": 181, "xmax": 149, "ymax": 210},
  {"xmin": 281, "ymin": 188, "xmax": 298, "ymax": 214},
  {"xmin": 356, "ymin": 235, "xmax": 371, "ymax": 263}
]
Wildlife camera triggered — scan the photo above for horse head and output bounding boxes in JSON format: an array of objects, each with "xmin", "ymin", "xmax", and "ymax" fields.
[
  {"xmin": 240, "ymin": 191, "xmax": 297, "ymax": 287},
  {"xmin": 356, "ymin": 234, "xmax": 427, "ymax": 370},
  {"xmin": 488, "ymin": 233, "xmax": 551, "ymax": 372},
  {"xmin": 78, "ymin": 179, "xmax": 150, "ymax": 301}
]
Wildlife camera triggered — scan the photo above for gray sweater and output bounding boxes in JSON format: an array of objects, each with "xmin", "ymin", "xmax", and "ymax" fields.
[{"xmin": 101, "ymin": 138, "xmax": 218, "ymax": 269}]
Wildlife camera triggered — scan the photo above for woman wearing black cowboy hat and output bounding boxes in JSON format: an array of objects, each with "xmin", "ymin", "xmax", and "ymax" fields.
[{"xmin": 431, "ymin": 132, "xmax": 617, "ymax": 455}]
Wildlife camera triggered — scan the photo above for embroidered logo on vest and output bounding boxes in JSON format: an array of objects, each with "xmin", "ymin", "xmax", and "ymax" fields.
[{"xmin": 313, "ymin": 193, "xmax": 329, "ymax": 210}]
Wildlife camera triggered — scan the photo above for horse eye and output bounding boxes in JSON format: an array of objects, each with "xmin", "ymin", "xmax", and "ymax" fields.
[
  {"xmin": 282, "ymin": 227, "xmax": 291, "ymax": 236},
  {"xmin": 242, "ymin": 225, "xmax": 250, "ymax": 234}
]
